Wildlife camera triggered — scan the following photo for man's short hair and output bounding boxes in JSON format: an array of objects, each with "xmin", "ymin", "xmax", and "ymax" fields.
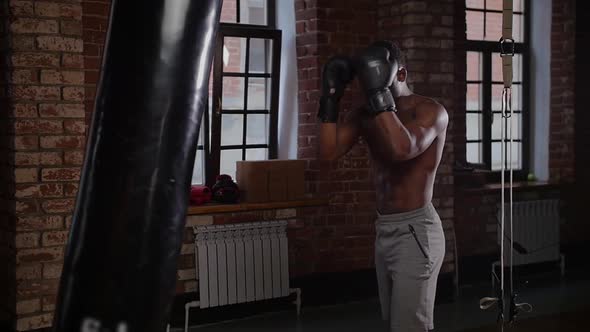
[{"xmin": 370, "ymin": 40, "xmax": 405, "ymax": 67}]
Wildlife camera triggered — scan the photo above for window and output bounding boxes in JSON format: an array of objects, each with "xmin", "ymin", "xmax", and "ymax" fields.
[
  {"xmin": 192, "ymin": 0, "xmax": 281, "ymax": 186},
  {"xmin": 465, "ymin": 0, "xmax": 530, "ymax": 179},
  {"xmin": 220, "ymin": 0, "xmax": 275, "ymax": 27}
]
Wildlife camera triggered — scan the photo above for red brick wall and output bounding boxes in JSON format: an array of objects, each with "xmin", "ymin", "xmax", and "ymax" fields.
[
  {"xmin": 82, "ymin": 0, "xmax": 110, "ymax": 125},
  {"xmin": 294, "ymin": 0, "xmax": 379, "ymax": 275},
  {"xmin": 571, "ymin": 0, "xmax": 590, "ymax": 245},
  {"xmin": 549, "ymin": 0, "xmax": 575, "ymax": 182},
  {"xmin": 1, "ymin": 0, "xmax": 16, "ymax": 327},
  {"xmin": 559, "ymin": 0, "xmax": 588, "ymax": 245},
  {"xmin": 454, "ymin": 0, "xmax": 467, "ymax": 164},
  {"xmin": 4, "ymin": 0, "xmax": 85, "ymax": 329}
]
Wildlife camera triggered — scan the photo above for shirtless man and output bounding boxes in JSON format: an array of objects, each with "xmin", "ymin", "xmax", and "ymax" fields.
[{"xmin": 317, "ymin": 41, "xmax": 448, "ymax": 331}]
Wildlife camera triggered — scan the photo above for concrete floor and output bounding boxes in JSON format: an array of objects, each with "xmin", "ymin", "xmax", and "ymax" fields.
[{"xmin": 173, "ymin": 268, "xmax": 590, "ymax": 332}]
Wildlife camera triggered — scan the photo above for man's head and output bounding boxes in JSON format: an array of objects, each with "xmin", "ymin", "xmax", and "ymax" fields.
[{"xmin": 367, "ymin": 40, "xmax": 408, "ymax": 97}]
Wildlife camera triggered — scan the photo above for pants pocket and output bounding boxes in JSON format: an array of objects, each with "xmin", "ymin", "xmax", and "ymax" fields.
[{"xmin": 408, "ymin": 224, "xmax": 429, "ymax": 260}]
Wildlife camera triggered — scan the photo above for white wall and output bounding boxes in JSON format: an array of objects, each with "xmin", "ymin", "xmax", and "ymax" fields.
[
  {"xmin": 530, "ymin": 0, "xmax": 552, "ymax": 181},
  {"xmin": 276, "ymin": 2, "xmax": 299, "ymax": 159}
]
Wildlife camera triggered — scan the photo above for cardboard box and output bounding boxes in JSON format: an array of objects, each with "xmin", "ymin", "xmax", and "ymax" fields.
[
  {"xmin": 235, "ymin": 159, "xmax": 306, "ymax": 202},
  {"xmin": 286, "ymin": 160, "xmax": 306, "ymax": 200},
  {"xmin": 236, "ymin": 160, "xmax": 269, "ymax": 202},
  {"xmin": 267, "ymin": 161, "xmax": 289, "ymax": 202}
]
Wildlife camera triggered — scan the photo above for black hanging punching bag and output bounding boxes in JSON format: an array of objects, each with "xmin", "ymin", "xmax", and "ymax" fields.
[{"xmin": 52, "ymin": 0, "xmax": 222, "ymax": 331}]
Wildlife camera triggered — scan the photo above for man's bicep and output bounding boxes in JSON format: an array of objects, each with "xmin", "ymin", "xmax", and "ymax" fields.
[{"xmin": 410, "ymin": 103, "xmax": 448, "ymax": 152}]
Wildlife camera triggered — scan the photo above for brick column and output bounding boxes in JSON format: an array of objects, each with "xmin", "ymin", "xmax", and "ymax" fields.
[
  {"xmin": 294, "ymin": 0, "xmax": 379, "ymax": 275},
  {"xmin": 82, "ymin": 0, "xmax": 110, "ymax": 125},
  {"xmin": 549, "ymin": 0, "xmax": 575, "ymax": 182},
  {"xmin": 1, "ymin": 0, "xmax": 16, "ymax": 328},
  {"xmin": 453, "ymin": 0, "xmax": 467, "ymax": 165},
  {"xmin": 378, "ymin": 0, "xmax": 457, "ymax": 274},
  {"xmin": 5, "ymin": 1, "xmax": 85, "ymax": 330}
]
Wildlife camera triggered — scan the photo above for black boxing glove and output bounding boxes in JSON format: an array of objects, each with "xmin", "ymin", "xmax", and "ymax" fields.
[
  {"xmin": 211, "ymin": 174, "xmax": 240, "ymax": 204},
  {"xmin": 317, "ymin": 55, "xmax": 355, "ymax": 123},
  {"xmin": 355, "ymin": 44, "xmax": 397, "ymax": 116}
]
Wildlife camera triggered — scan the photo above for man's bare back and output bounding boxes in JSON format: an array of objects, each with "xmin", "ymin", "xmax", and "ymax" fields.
[{"xmin": 357, "ymin": 94, "xmax": 447, "ymax": 214}]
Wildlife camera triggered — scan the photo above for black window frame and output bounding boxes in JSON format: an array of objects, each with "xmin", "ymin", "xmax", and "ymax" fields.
[
  {"xmin": 229, "ymin": 0, "xmax": 276, "ymax": 28},
  {"xmin": 197, "ymin": 1, "xmax": 281, "ymax": 187},
  {"xmin": 465, "ymin": 0, "xmax": 531, "ymax": 182}
]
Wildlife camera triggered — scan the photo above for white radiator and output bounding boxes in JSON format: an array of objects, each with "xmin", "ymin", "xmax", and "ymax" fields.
[
  {"xmin": 496, "ymin": 199, "xmax": 563, "ymax": 267},
  {"xmin": 184, "ymin": 221, "xmax": 300, "ymax": 332}
]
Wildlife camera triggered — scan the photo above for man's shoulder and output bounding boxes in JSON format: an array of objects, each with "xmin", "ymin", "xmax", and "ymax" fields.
[
  {"xmin": 413, "ymin": 95, "xmax": 445, "ymax": 112},
  {"xmin": 412, "ymin": 95, "xmax": 448, "ymax": 127},
  {"xmin": 412, "ymin": 95, "xmax": 446, "ymax": 118}
]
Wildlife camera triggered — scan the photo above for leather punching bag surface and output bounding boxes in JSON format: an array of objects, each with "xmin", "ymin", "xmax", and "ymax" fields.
[{"xmin": 52, "ymin": 0, "xmax": 222, "ymax": 331}]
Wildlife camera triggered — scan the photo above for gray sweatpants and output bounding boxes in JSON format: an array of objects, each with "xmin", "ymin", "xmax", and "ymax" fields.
[{"xmin": 375, "ymin": 202, "xmax": 445, "ymax": 332}]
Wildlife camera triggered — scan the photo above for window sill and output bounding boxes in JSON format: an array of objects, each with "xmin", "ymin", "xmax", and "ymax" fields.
[
  {"xmin": 186, "ymin": 195, "xmax": 329, "ymax": 215},
  {"xmin": 460, "ymin": 180, "xmax": 560, "ymax": 194}
]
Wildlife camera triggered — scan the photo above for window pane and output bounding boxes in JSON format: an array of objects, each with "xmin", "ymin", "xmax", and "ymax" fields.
[
  {"xmin": 492, "ymin": 53, "xmax": 502, "ymax": 82},
  {"xmin": 467, "ymin": 84, "xmax": 482, "ymax": 110},
  {"xmin": 493, "ymin": 84, "xmax": 521, "ymax": 112},
  {"xmin": 246, "ymin": 114, "xmax": 269, "ymax": 145},
  {"xmin": 249, "ymin": 38, "xmax": 273, "ymax": 74},
  {"xmin": 222, "ymin": 0, "xmax": 268, "ymax": 25},
  {"xmin": 511, "ymin": 85, "xmax": 522, "ymax": 111},
  {"xmin": 222, "ymin": 77, "xmax": 244, "ymax": 110},
  {"xmin": 493, "ymin": 112, "xmax": 521, "ymax": 140},
  {"xmin": 492, "ymin": 113, "xmax": 522, "ymax": 140},
  {"xmin": 197, "ymin": 114, "xmax": 205, "ymax": 145},
  {"xmin": 466, "ymin": 113, "xmax": 482, "ymax": 140},
  {"xmin": 466, "ymin": 142, "xmax": 483, "ymax": 164},
  {"xmin": 513, "ymin": 14, "xmax": 525, "ymax": 43},
  {"xmin": 466, "ymin": 10, "xmax": 484, "ymax": 40},
  {"xmin": 491, "ymin": 83, "xmax": 503, "ymax": 111},
  {"xmin": 220, "ymin": 149, "xmax": 242, "ymax": 178},
  {"xmin": 508, "ymin": 113, "xmax": 522, "ymax": 140},
  {"xmin": 492, "ymin": 113, "xmax": 503, "ymax": 140},
  {"xmin": 486, "ymin": 0, "xmax": 502, "ymax": 10},
  {"xmin": 220, "ymin": 0, "xmax": 237, "ymax": 23},
  {"xmin": 192, "ymin": 149, "xmax": 205, "ymax": 185},
  {"xmin": 241, "ymin": 0, "xmax": 268, "ymax": 25},
  {"xmin": 466, "ymin": 0, "xmax": 484, "ymax": 9},
  {"xmin": 491, "ymin": 141, "xmax": 503, "ymax": 170},
  {"xmin": 192, "ymin": 117, "xmax": 206, "ymax": 185},
  {"xmin": 509, "ymin": 142, "xmax": 522, "ymax": 169},
  {"xmin": 485, "ymin": 12, "xmax": 502, "ymax": 41},
  {"xmin": 247, "ymin": 78, "xmax": 271, "ymax": 110},
  {"xmin": 513, "ymin": 53, "xmax": 523, "ymax": 82},
  {"xmin": 492, "ymin": 142, "xmax": 522, "ymax": 171},
  {"xmin": 467, "ymin": 52, "xmax": 482, "ymax": 81},
  {"xmin": 208, "ymin": 71, "xmax": 214, "ymax": 150},
  {"xmin": 246, "ymin": 148, "xmax": 268, "ymax": 161},
  {"xmin": 514, "ymin": 0, "xmax": 524, "ymax": 13},
  {"xmin": 223, "ymin": 37, "xmax": 246, "ymax": 73},
  {"xmin": 221, "ymin": 114, "xmax": 244, "ymax": 146}
]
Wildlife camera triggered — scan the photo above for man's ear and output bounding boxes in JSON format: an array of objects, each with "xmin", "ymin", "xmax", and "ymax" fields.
[{"xmin": 397, "ymin": 67, "xmax": 407, "ymax": 82}]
